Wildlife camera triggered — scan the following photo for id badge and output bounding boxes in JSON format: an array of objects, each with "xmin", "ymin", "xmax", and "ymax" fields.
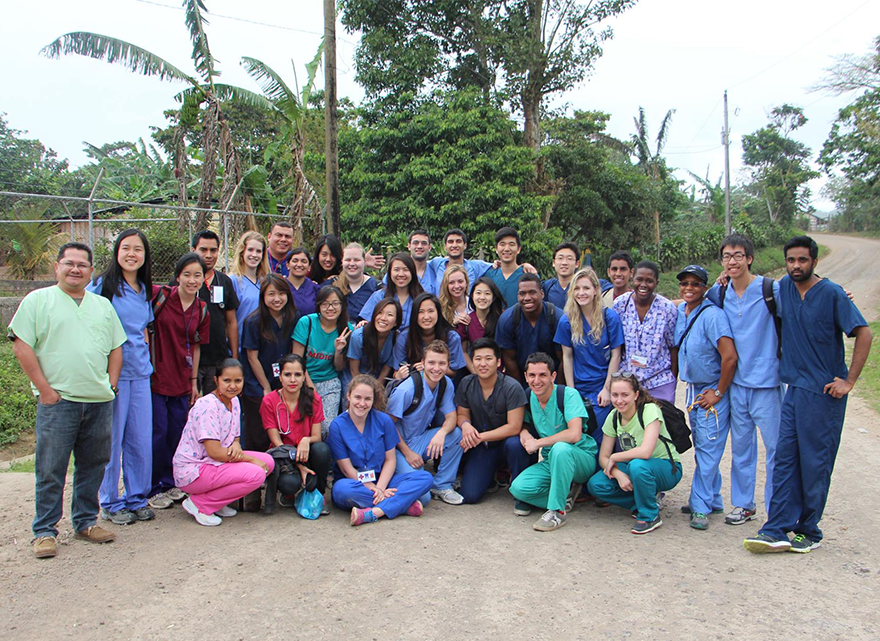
[
  {"xmin": 272, "ymin": 362, "xmax": 281, "ymax": 378},
  {"xmin": 357, "ymin": 469, "xmax": 377, "ymax": 483},
  {"xmin": 630, "ymin": 353, "xmax": 648, "ymax": 368},
  {"xmin": 185, "ymin": 354, "xmax": 193, "ymax": 368},
  {"xmin": 211, "ymin": 285, "xmax": 224, "ymax": 304}
]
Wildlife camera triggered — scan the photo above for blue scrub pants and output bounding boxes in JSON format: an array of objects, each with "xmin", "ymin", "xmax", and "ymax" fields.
[
  {"xmin": 458, "ymin": 436, "xmax": 537, "ymax": 504},
  {"xmin": 686, "ymin": 382, "xmax": 731, "ymax": 514},
  {"xmin": 332, "ymin": 471, "xmax": 434, "ymax": 519},
  {"xmin": 587, "ymin": 459, "xmax": 683, "ymax": 521},
  {"xmin": 151, "ymin": 392, "xmax": 189, "ymax": 496},
  {"xmin": 729, "ymin": 383, "xmax": 783, "ymax": 511},
  {"xmin": 100, "ymin": 378, "xmax": 153, "ymax": 512},
  {"xmin": 759, "ymin": 386, "xmax": 846, "ymax": 542},
  {"xmin": 396, "ymin": 427, "xmax": 464, "ymax": 504}
]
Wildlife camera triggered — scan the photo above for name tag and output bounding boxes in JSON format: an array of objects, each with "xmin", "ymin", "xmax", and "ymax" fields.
[
  {"xmin": 272, "ymin": 362, "xmax": 280, "ymax": 378},
  {"xmin": 211, "ymin": 286, "xmax": 224, "ymax": 304},
  {"xmin": 357, "ymin": 469, "xmax": 376, "ymax": 483},
  {"xmin": 630, "ymin": 353, "xmax": 648, "ymax": 367}
]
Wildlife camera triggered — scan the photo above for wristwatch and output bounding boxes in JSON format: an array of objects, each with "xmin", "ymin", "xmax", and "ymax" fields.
[
  {"xmin": 713, "ymin": 389, "xmax": 722, "ymax": 398},
  {"xmin": 111, "ymin": 385, "xmax": 119, "ymax": 397}
]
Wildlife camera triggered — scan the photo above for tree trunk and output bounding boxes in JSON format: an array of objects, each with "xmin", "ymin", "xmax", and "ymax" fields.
[
  {"xmin": 324, "ymin": 0, "xmax": 340, "ymax": 237},
  {"xmin": 173, "ymin": 127, "xmax": 189, "ymax": 233},
  {"xmin": 195, "ymin": 97, "xmax": 221, "ymax": 230}
]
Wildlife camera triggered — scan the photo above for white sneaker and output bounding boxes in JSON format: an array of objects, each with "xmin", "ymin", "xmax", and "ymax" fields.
[
  {"xmin": 215, "ymin": 505, "xmax": 238, "ymax": 518},
  {"xmin": 182, "ymin": 497, "xmax": 222, "ymax": 526},
  {"xmin": 431, "ymin": 488, "xmax": 464, "ymax": 505},
  {"xmin": 166, "ymin": 487, "xmax": 187, "ymax": 502}
]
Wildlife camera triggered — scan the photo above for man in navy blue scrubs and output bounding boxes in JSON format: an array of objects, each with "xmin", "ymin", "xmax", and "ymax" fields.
[{"xmin": 744, "ymin": 236, "xmax": 872, "ymax": 554}]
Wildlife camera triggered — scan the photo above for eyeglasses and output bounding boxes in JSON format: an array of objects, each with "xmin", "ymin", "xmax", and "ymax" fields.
[
  {"xmin": 611, "ymin": 372, "xmax": 636, "ymax": 380},
  {"xmin": 320, "ymin": 301, "xmax": 342, "ymax": 310},
  {"xmin": 721, "ymin": 252, "xmax": 747, "ymax": 263},
  {"xmin": 58, "ymin": 261, "xmax": 91, "ymax": 270},
  {"xmin": 679, "ymin": 281, "xmax": 706, "ymax": 289}
]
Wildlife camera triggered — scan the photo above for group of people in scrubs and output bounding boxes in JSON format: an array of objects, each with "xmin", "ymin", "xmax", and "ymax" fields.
[{"xmin": 13, "ymin": 221, "xmax": 872, "ymax": 557}]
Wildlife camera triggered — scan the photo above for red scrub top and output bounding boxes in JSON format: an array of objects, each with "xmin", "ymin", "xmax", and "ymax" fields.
[
  {"xmin": 260, "ymin": 390, "xmax": 325, "ymax": 446},
  {"xmin": 150, "ymin": 286, "xmax": 211, "ymax": 397}
]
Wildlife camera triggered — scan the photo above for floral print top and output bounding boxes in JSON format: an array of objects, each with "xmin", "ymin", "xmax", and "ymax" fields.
[
  {"xmin": 173, "ymin": 393, "xmax": 240, "ymax": 487},
  {"xmin": 612, "ymin": 291, "xmax": 677, "ymax": 390}
]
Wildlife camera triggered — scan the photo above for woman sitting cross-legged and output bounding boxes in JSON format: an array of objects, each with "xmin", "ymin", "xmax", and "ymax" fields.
[
  {"xmin": 328, "ymin": 375, "xmax": 433, "ymax": 526},
  {"xmin": 172, "ymin": 359, "xmax": 275, "ymax": 526},
  {"xmin": 586, "ymin": 373, "xmax": 683, "ymax": 535}
]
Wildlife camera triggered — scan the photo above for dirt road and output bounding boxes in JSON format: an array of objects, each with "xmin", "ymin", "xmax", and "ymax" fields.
[{"xmin": 2, "ymin": 235, "xmax": 879, "ymax": 641}]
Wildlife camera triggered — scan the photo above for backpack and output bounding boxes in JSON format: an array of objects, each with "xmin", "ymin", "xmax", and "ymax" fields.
[
  {"xmin": 707, "ymin": 276, "xmax": 781, "ymax": 358},
  {"xmin": 385, "ymin": 370, "xmax": 448, "ymax": 418},
  {"xmin": 528, "ymin": 385, "xmax": 598, "ymax": 437},
  {"xmin": 511, "ymin": 301, "xmax": 559, "ymax": 336},
  {"xmin": 611, "ymin": 400, "xmax": 691, "ymax": 472},
  {"xmin": 147, "ymin": 285, "xmax": 208, "ymax": 370}
]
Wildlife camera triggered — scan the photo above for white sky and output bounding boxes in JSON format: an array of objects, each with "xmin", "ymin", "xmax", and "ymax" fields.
[{"xmin": 2, "ymin": 0, "xmax": 878, "ymax": 211}]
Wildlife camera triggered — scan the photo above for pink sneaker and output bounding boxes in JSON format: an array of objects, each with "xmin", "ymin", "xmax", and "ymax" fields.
[
  {"xmin": 406, "ymin": 500, "xmax": 424, "ymax": 517},
  {"xmin": 350, "ymin": 507, "xmax": 378, "ymax": 526}
]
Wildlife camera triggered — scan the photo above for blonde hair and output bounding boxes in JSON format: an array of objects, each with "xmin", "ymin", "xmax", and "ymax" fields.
[
  {"xmin": 230, "ymin": 231, "xmax": 269, "ymax": 280},
  {"xmin": 564, "ymin": 268, "xmax": 605, "ymax": 345},
  {"xmin": 335, "ymin": 242, "xmax": 365, "ymax": 296},
  {"xmin": 438, "ymin": 265, "xmax": 470, "ymax": 324}
]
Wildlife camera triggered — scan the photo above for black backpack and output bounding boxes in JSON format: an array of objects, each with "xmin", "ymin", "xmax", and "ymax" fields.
[
  {"xmin": 147, "ymin": 285, "xmax": 208, "ymax": 371},
  {"xmin": 511, "ymin": 301, "xmax": 559, "ymax": 335},
  {"xmin": 528, "ymin": 385, "xmax": 598, "ymax": 437},
  {"xmin": 385, "ymin": 370, "xmax": 448, "ymax": 417},
  {"xmin": 708, "ymin": 276, "xmax": 781, "ymax": 358},
  {"xmin": 611, "ymin": 400, "xmax": 691, "ymax": 472}
]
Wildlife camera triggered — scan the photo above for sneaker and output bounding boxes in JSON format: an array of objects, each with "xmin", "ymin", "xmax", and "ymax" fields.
[
  {"xmin": 33, "ymin": 536, "xmax": 57, "ymax": 559},
  {"xmin": 350, "ymin": 507, "xmax": 378, "ymax": 526},
  {"xmin": 148, "ymin": 492, "xmax": 174, "ymax": 510},
  {"xmin": 725, "ymin": 506, "xmax": 757, "ymax": 526},
  {"xmin": 486, "ymin": 478, "xmax": 501, "ymax": 494},
  {"xmin": 321, "ymin": 500, "xmax": 332, "ymax": 516},
  {"xmin": 575, "ymin": 487, "xmax": 592, "ymax": 504},
  {"xmin": 74, "ymin": 525, "xmax": 116, "ymax": 543},
  {"xmin": 788, "ymin": 533, "xmax": 821, "ymax": 554},
  {"xmin": 100, "ymin": 507, "xmax": 136, "ymax": 525},
  {"xmin": 215, "ymin": 505, "xmax": 238, "ymax": 518},
  {"xmin": 656, "ymin": 492, "xmax": 666, "ymax": 509},
  {"xmin": 431, "ymin": 488, "xmax": 464, "ymax": 505},
  {"xmin": 406, "ymin": 500, "xmax": 424, "ymax": 517},
  {"xmin": 514, "ymin": 501, "xmax": 533, "ymax": 517},
  {"xmin": 743, "ymin": 533, "xmax": 792, "ymax": 554},
  {"xmin": 278, "ymin": 495, "xmax": 295, "ymax": 508},
  {"xmin": 632, "ymin": 517, "xmax": 663, "ymax": 535},
  {"xmin": 132, "ymin": 506, "xmax": 155, "ymax": 521},
  {"xmin": 564, "ymin": 482, "xmax": 581, "ymax": 513},
  {"xmin": 594, "ymin": 499, "xmax": 611, "ymax": 508},
  {"xmin": 182, "ymin": 497, "xmax": 222, "ymax": 527},
  {"xmin": 690, "ymin": 512, "xmax": 710, "ymax": 530},
  {"xmin": 533, "ymin": 509, "xmax": 567, "ymax": 532},
  {"xmin": 681, "ymin": 505, "xmax": 723, "ymax": 515},
  {"xmin": 166, "ymin": 487, "xmax": 186, "ymax": 502}
]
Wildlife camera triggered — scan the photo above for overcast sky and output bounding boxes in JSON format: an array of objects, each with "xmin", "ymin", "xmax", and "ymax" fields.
[{"xmin": 2, "ymin": 0, "xmax": 878, "ymax": 211}]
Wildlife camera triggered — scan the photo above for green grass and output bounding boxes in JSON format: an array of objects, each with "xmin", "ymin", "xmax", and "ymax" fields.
[
  {"xmin": 0, "ymin": 327, "xmax": 37, "ymax": 446},
  {"xmin": 1, "ymin": 458, "xmax": 36, "ymax": 473},
  {"xmin": 849, "ymin": 319, "xmax": 880, "ymax": 414}
]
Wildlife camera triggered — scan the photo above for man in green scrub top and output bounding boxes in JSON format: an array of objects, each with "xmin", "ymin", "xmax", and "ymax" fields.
[
  {"xmin": 509, "ymin": 352, "xmax": 598, "ymax": 531},
  {"xmin": 9, "ymin": 243, "xmax": 126, "ymax": 559}
]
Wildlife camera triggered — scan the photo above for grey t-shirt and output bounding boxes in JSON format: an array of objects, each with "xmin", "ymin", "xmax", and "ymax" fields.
[{"xmin": 454, "ymin": 373, "xmax": 527, "ymax": 442}]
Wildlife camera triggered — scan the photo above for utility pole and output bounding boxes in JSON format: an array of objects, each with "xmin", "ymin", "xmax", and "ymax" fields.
[
  {"xmin": 723, "ymin": 90, "xmax": 731, "ymax": 235},
  {"xmin": 324, "ymin": 0, "xmax": 340, "ymax": 237}
]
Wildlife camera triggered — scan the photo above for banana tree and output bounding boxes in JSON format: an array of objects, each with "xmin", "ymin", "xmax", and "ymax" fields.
[
  {"xmin": 41, "ymin": 0, "xmax": 270, "ymax": 230},
  {"xmin": 239, "ymin": 43, "xmax": 324, "ymax": 245},
  {"xmin": 686, "ymin": 169, "xmax": 725, "ymax": 223},
  {"xmin": 631, "ymin": 107, "xmax": 675, "ymax": 260}
]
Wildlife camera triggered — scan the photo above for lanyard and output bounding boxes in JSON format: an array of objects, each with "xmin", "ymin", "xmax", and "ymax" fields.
[
  {"xmin": 182, "ymin": 300, "xmax": 197, "ymax": 357},
  {"xmin": 269, "ymin": 254, "xmax": 286, "ymax": 274}
]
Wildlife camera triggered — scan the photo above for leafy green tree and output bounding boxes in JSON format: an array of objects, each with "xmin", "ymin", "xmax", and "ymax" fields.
[
  {"xmin": 741, "ymin": 104, "xmax": 818, "ymax": 227},
  {"xmin": 630, "ymin": 107, "xmax": 675, "ymax": 258},
  {"xmin": 0, "ymin": 113, "xmax": 75, "ymax": 198}
]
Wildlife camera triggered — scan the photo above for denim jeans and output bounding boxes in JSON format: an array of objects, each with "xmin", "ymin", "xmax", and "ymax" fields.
[{"xmin": 33, "ymin": 398, "xmax": 113, "ymax": 538}]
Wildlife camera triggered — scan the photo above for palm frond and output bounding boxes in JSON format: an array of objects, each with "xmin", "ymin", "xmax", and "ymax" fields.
[
  {"xmin": 300, "ymin": 39, "xmax": 324, "ymax": 108},
  {"xmin": 655, "ymin": 109, "xmax": 676, "ymax": 155},
  {"xmin": 183, "ymin": 0, "xmax": 218, "ymax": 85},
  {"xmin": 241, "ymin": 57, "xmax": 298, "ymax": 120},
  {"xmin": 40, "ymin": 32, "xmax": 197, "ymax": 85},
  {"xmin": 211, "ymin": 84, "xmax": 276, "ymax": 111}
]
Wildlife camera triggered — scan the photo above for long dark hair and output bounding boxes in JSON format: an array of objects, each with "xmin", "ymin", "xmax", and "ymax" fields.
[
  {"xmin": 96, "ymin": 229, "xmax": 153, "ymax": 302},
  {"xmin": 308, "ymin": 234, "xmax": 343, "ymax": 282},
  {"xmin": 406, "ymin": 293, "xmax": 453, "ymax": 364},
  {"xmin": 469, "ymin": 276, "xmax": 505, "ymax": 339},
  {"xmin": 361, "ymin": 297, "xmax": 401, "ymax": 375},
  {"xmin": 278, "ymin": 353, "xmax": 315, "ymax": 419},
  {"xmin": 255, "ymin": 273, "xmax": 299, "ymax": 343},
  {"xmin": 384, "ymin": 252, "xmax": 424, "ymax": 300},
  {"xmin": 315, "ymin": 285, "xmax": 349, "ymax": 336}
]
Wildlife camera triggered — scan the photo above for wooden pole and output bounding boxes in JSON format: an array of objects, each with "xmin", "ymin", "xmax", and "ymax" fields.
[
  {"xmin": 723, "ymin": 90, "xmax": 731, "ymax": 235},
  {"xmin": 324, "ymin": 0, "xmax": 340, "ymax": 237}
]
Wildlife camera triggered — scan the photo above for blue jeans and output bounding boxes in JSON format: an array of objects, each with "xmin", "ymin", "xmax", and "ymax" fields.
[
  {"xmin": 33, "ymin": 398, "xmax": 113, "ymax": 538},
  {"xmin": 459, "ymin": 436, "xmax": 536, "ymax": 504}
]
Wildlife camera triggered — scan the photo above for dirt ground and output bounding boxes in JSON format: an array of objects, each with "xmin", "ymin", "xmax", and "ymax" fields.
[{"xmin": 2, "ymin": 234, "xmax": 879, "ymax": 641}]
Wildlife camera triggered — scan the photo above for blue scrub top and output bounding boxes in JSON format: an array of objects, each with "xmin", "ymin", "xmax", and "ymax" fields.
[
  {"xmin": 386, "ymin": 374, "xmax": 456, "ymax": 444},
  {"xmin": 288, "ymin": 278, "xmax": 320, "ymax": 317},
  {"xmin": 359, "ymin": 290, "xmax": 415, "ymax": 328},
  {"xmin": 496, "ymin": 303, "xmax": 564, "ymax": 373},
  {"xmin": 429, "ymin": 257, "xmax": 493, "ymax": 290},
  {"xmin": 384, "ymin": 262, "xmax": 439, "ymax": 296},
  {"xmin": 709, "ymin": 278, "xmax": 781, "ymax": 388},
  {"xmin": 86, "ymin": 277, "xmax": 153, "ymax": 381},
  {"xmin": 675, "ymin": 299, "xmax": 733, "ymax": 385},
  {"xmin": 554, "ymin": 307, "xmax": 625, "ymax": 392},
  {"xmin": 327, "ymin": 410, "xmax": 400, "ymax": 479},
  {"xmin": 778, "ymin": 276, "xmax": 867, "ymax": 393},
  {"xmin": 328, "ymin": 276, "xmax": 378, "ymax": 321},
  {"xmin": 240, "ymin": 312, "xmax": 294, "ymax": 397},
  {"xmin": 391, "ymin": 328, "xmax": 467, "ymax": 371},
  {"xmin": 542, "ymin": 278, "xmax": 569, "ymax": 309},
  {"xmin": 485, "ymin": 265, "xmax": 526, "ymax": 308},
  {"xmin": 268, "ymin": 253, "xmax": 289, "ymax": 277},
  {"xmin": 341, "ymin": 325, "xmax": 397, "ymax": 393},
  {"xmin": 231, "ymin": 274, "xmax": 261, "ymax": 346}
]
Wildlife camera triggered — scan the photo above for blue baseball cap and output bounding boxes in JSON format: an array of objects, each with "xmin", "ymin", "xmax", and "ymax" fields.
[{"xmin": 676, "ymin": 265, "xmax": 709, "ymax": 284}]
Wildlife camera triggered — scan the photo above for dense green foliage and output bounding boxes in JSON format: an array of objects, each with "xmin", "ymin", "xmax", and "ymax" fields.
[{"xmin": 0, "ymin": 327, "xmax": 37, "ymax": 447}]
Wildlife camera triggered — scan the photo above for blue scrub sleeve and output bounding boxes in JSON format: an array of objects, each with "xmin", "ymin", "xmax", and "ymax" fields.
[
  {"xmin": 495, "ymin": 309, "xmax": 516, "ymax": 350},
  {"xmin": 833, "ymin": 283, "xmax": 868, "ymax": 336},
  {"xmin": 376, "ymin": 411, "xmax": 400, "ymax": 451},
  {"xmin": 554, "ymin": 314, "xmax": 573, "ymax": 348},
  {"xmin": 359, "ymin": 291, "xmax": 382, "ymax": 323},
  {"xmin": 241, "ymin": 315, "xmax": 260, "ymax": 351},
  {"xmin": 328, "ymin": 415, "xmax": 351, "ymax": 461},
  {"xmin": 705, "ymin": 307, "xmax": 734, "ymax": 346},
  {"xmin": 392, "ymin": 330, "xmax": 409, "ymax": 368},
  {"xmin": 446, "ymin": 330, "xmax": 467, "ymax": 370},
  {"xmin": 471, "ymin": 259, "xmax": 493, "ymax": 281},
  {"xmin": 606, "ymin": 308, "xmax": 625, "ymax": 349},
  {"xmin": 347, "ymin": 328, "xmax": 365, "ymax": 360}
]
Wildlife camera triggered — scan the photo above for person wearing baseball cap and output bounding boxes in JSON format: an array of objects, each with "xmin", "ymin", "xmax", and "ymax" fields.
[{"xmin": 674, "ymin": 265, "xmax": 738, "ymax": 531}]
